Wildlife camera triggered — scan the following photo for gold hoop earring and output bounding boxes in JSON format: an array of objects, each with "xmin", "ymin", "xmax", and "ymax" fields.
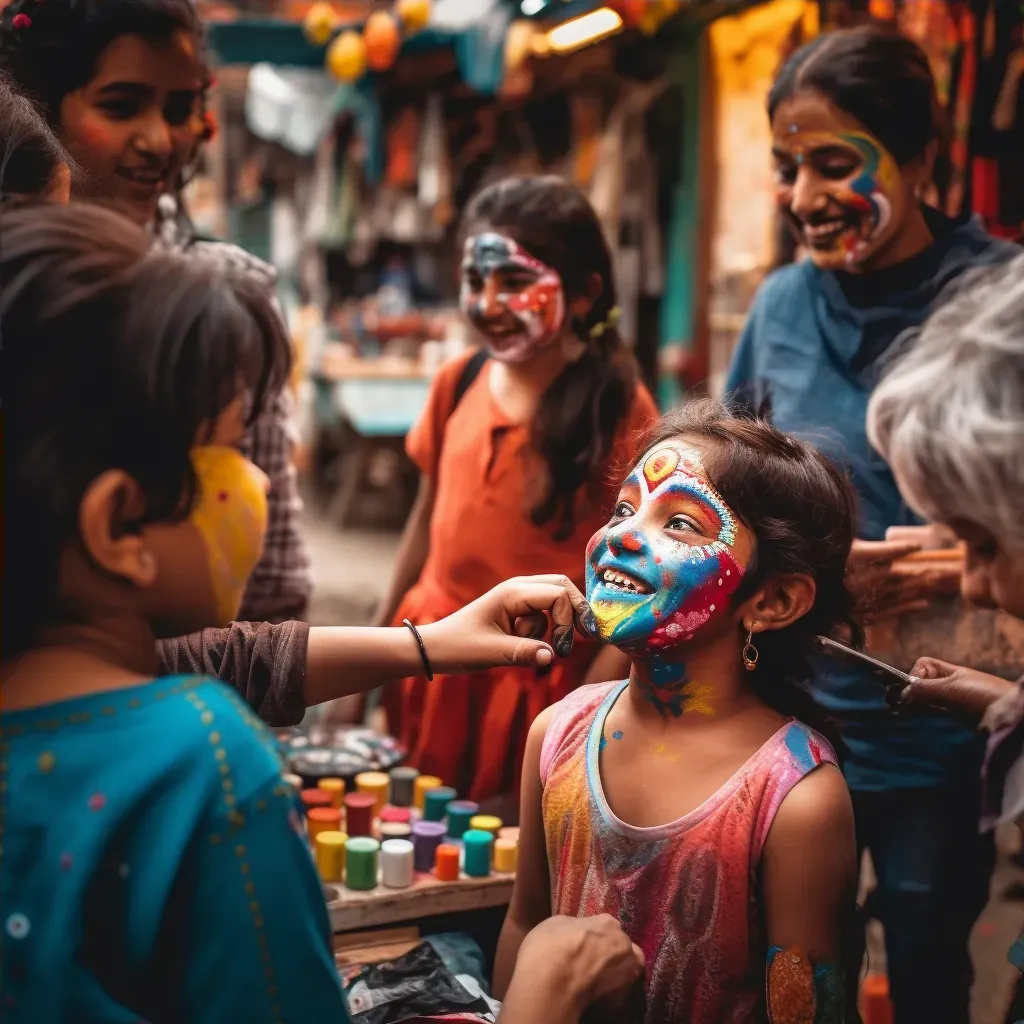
[{"xmin": 742, "ymin": 622, "xmax": 759, "ymax": 672}]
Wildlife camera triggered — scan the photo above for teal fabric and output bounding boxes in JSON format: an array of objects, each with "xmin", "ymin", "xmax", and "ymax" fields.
[{"xmin": 0, "ymin": 675, "xmax": 348, "ymax": 1023}]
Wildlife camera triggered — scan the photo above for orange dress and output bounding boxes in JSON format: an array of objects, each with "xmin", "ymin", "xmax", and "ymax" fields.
[{"xmin": 384, "ymin": 351, "xmax": 659, "ymax": 802}]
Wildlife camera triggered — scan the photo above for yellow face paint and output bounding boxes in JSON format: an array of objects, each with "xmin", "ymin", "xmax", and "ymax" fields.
[{"xmin": 189, "ymin": 446, "xmax": 268, "ymax": 625}]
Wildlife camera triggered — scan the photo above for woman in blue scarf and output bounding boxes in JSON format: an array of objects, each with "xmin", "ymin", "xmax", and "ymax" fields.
[{"xmin": 726, "ymin": 25, "xmax": 1020, "ymax": 1024}]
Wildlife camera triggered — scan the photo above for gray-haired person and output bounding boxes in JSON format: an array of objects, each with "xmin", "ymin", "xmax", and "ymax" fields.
[{"xmin": 867, "ymin": 252, "xmax": 1024, "ymax": 1021}]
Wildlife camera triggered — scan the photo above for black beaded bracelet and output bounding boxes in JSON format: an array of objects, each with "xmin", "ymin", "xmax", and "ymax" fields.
[{"xmin": 402, "ymin": 619, "xmax": 434, "ymax": 681}]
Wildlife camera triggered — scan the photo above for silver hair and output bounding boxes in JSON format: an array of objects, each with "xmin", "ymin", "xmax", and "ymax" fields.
[{"xmin": 866, "ymin": 252, "xmax": 1024, "ymax": 552}]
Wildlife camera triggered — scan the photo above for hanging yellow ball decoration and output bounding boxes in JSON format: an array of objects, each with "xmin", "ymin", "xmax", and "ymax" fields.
[
  {"xmin": 639, "ymin": 0, "xmax": 681, "ymax": 35},
  {"xmin": 327, "ymin": 30, "xmax": 367, "ymax": 82},
  {"xmin": 364, "ymin": 11, "xmax": 401, "ymax": 72},
  {"xmin": 304, "ymin": 2, "xmax": 339, "ymax": 47},
  {"xmin": 396, "ymin": 0, "xmax": 431, "ymax": 34}
]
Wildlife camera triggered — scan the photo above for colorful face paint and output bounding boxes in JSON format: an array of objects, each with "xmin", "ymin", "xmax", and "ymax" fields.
[
  {"xmin": 459, "ymin": 232, "xmax": 565, "ymax": 363},
  {"xmin": 766, "ymin": 946, "xmax": 844, "ymax": 1024},
  {"xmin": 773, "ymin": 128, "xmax": 902, "ymax": 269},
  {"xmin": 189, "ymin": 446, "xmax": 268, "ymax": 625},
  {"xmin": 584, "ymin": 444, "xmax": 749, "ymax": 714}
]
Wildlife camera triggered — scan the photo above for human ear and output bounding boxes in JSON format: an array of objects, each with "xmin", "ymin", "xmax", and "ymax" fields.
[
  {"xmin": 78, "ymin": 471, "xmax": 159, "ymax": 588},
  {"xmin": 568, "ymin": 272, "xmax": 604, "ymax": 320},
  {"xmin": 736, "ymin": 574, "xmax": 817, "ymax": 634}
]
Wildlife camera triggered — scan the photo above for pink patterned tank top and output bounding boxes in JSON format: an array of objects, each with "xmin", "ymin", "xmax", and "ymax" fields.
[{"xmin": 540, "ymin": 680, "xmax": 837, "ymax": 1024}]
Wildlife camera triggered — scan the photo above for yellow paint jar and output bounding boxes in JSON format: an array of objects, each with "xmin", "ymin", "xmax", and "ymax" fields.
[
  {"xmin": 469, "ymin": 815, "xmax": 502, "ymax": 837},
  {"xmin": 318, "ymin": 777, "xmax": 346, "ymax": 808},
  {"xmin": 494, "ymin": 837, "xmax": 518, "ymax": 874},
  {"xmin": 316, "ymin": 830, "xmax": 348, "ymax": 882},
  {"xmin": 413, "ymin": 774, "xmax": 443, "ymax": 810},
  {"xmin": 355, "ymin": 771, "xmax": 390, "ymax": 816}
]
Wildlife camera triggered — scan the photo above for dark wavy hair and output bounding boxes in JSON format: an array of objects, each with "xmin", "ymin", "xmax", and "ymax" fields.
[
  {"xmin": 639, "ymin": 399, "xmax": 863, "ymax": 744},
  {"xmin": 464, "ymin": 176, "xmax": 639, "ymax": 540},
  {"xmin": 0, "ymin": 202, "xmax": 291, "ymax": 659},
  {"xmin": 768, "ymin": 25, "xmax": 950, "ymax": 195}
]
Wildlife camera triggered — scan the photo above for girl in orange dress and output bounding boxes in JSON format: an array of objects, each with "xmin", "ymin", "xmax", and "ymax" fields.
[{"xmin": 376, "ymin": 176, "xmax": 658, "ymax": 803}]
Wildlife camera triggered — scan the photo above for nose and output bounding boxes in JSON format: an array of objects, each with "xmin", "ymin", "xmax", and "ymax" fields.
[
  {"xmin": 960, "ymin": 561, "xmax": 996, "ymax": 609},
  {"xmin": 606, "ymin": 525, "xmax": 645, "ymax": 557},
  {"xmin": 134, "ymin": 109, "xmax": 174, "ymax": 161},
  {"xmin": 479, "ymin": 276, "xmax": 504, "ymax": 319},
  {"xmin": 789, "ymin": 164, "xmax": 826, "ymax": 221}
]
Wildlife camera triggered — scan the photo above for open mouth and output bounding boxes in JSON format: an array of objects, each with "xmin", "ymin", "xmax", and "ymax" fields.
[
  {"xmin": 116, "ymin": 167, "xmax": 169, "ymax": 190},
  {"xmin": 799, "ymin": 214, "xmax": 860, "ymax": 251},
  {"xmin": 599, "ymin": 567, "xmax": 653, "ymax": 595}
]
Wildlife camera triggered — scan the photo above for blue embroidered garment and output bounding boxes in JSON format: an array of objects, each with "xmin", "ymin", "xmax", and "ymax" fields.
[{"xmin": 0, "ymin": 676, "xmax": 348, "ymax": 1023}]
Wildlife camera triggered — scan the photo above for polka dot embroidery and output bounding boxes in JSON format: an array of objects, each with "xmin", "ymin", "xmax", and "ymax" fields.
[
  {"xmin": 88, "ymin": 793, "xmax": 106, "ymax": 812},
  {"xmin": 119, "ymin": 863, "xmax": 130, "ymax": 880},
  {"xmin": 37, "ymin": 751, "xmax": 55, "ymax": 773},
  {"xmin": 5, "ymin": 913, "xmax": 30, "ymax": 940},
  {"xmin": 60, "ymin": 853, "xmax": 73, "ymax": 871}
]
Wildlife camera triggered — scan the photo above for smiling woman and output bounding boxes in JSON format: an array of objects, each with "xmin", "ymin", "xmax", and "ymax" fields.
[{"xmin": 0, "ymin": 0, "xmax": 206, "ymax": 225}]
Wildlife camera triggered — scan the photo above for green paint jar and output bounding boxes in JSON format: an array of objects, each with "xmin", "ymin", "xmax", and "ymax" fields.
[
  {"xmin": 344, "ymin": 837, "xmax": 380, "ymax": 891},
  {"xmin": 446, "ymin": 800, "xmax": 478, "ymax": 838},
  {"xmin": 462, "ymin": 829, "xmax": 493, "ymax": 878},
  {"xmin": 423, "ymin": 786, "xmax": 457, "ymax": 822}
]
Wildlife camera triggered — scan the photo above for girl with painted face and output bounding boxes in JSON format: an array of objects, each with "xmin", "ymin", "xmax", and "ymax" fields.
[
  {"xmin": 495, "ymin": 400, "xmax": 860, "ymax": 1023},
  {"xmin": 373, "ymin": 176, "xmax": 658, "ymax": 803},
  {"xmin": 0, "ymin": 0, "xmax": 312, "ymax": 624},
  {"xmin": 1, "ymin": 202, "xmax": 642, "ymax": 1024},
  {"xmin": 726, "ymin": 26, "xmax": 1022, "ymax": 1023}
]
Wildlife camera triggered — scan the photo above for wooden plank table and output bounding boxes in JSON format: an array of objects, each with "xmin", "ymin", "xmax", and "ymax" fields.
[{"xmin": 325, "ymin": 871, "xmax": 514, "ymax": 933}]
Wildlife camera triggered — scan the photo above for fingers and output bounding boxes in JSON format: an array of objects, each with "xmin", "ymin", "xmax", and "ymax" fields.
[
  {"xmin": 851, "ymin": 539, "xmax": 923, "ymax": 564},
  {"xmin": 909, "ymin": 656, "xmax": 961, "ymax": 680},
  {"xmin": 513, "ymin": 612, "xmax": 548, "ymax": 641},
  {"xmin": 502, "ymin": 637, "xmax": 554, "ymax": 668},
  {"xmin": 502, "ymin": 575, "xmax": 598, "ymax": 644}
]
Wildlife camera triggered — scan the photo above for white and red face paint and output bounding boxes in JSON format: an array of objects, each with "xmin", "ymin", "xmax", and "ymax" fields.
[{"xmin": 459, "ymin": 232, "xmax": 565, "ymax": 363}]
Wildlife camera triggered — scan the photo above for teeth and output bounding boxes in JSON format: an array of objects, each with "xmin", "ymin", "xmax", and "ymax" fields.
[
  {"xmin": 804, "ymin": 220, "xmax": 846, "ymax": 239},
  {"xmin": 601, "ymin": 568, "xmax": 647, "ymax": 593}
]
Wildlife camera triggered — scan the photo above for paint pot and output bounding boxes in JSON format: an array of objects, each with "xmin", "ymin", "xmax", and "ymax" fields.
[
  {"xmin": 414, "ymin": 774, "xmax": 443, "ymax": 810},
  {"xmin": 317, "ymin": 777, "xmax": 345, "ymax": 808},
  {"xmin": 445, "ymin": 800, "xmax": 479, "ymax": 839},
  {"xmin": 380, "ymin": 838, "xmax": 415, "ymax": 889},
  {"xmin": 345, "ymin": 837, "xmax": 379, "ymax": 891},
  {"xmin": 411, "ymin": 820, "xmax": 446, "ymax": 873},
  {"xmin": 380, "ymin": 821, "xmax": 412, "ymax": 841},
  {"xmin": 423, "ymin": 786, "xmax": 457, "ymax": 823},
  {"xmin": 469, "ymin": 814, "xmax": 501, "ymax": 837},
  {"xmin": 307, "ymin": 806, "xmax": 342, "ymax": 842},
  {"xmin": 494, "ymin": 837, "xmax": 518, "ymax": 874},
  {"xmin": 344, "ymin": 793, "xmax": 376, "ymax": 838},
  {"xmin": 300, "ymin": 788, "xmax": 332, "ymax": 811},
  {"xmin": 463, "ymin": 830, "xmax": 493, "ymax": 878},
  {"xmin": 355, "ymin": 771, "xmax": 390, "ymax": 816},
  {"xmin": 497, "ymin": 826, "xmax": 520, "ymax": 844},
  {"xmin": 315, "ymin": 830, "xmax": 347, "ymax": 882},
  {"xmin": 283, "ymin": 773, "xmax": 304, "ymax": 793},
  {"xmin": 380, "ymin": 805, "xmax": 411, "ymax": 826},
  {"xmin": 435, "ymin": 843, "xmax": 461, "ymax": 882},
  {"xmin": 390, "ymin": 766, "xmax": 419, "ymax": 808}
]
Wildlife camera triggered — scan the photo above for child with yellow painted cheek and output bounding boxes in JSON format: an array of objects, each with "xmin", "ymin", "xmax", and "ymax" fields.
[
  {"xmin": 497, "ymin": 402, "xmax": 862, "ymax": 1024},
  {"xmin": 0, "ymin": 203, "xmax": 351, "ymax": 1023}
]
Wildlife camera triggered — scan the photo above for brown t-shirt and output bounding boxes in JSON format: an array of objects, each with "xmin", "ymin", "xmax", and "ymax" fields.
[{"xmin": 156, "ymin": 620, "xmax": 309, "ymax": 728}]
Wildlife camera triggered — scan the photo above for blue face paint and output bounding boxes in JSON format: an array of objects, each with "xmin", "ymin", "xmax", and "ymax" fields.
[{"xmin": 584, "ymin": 444, "xmax": 750, "ymax": 716}]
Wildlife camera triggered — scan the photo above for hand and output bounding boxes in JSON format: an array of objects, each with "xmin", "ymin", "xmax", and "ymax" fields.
[
  {"xmin": 889, "ymin": 657, "xmax": 1015, "ymax": 720},
  {"xmin": 847, "ymin": 539, "xmax": 938, "ymax": 623},
  {"xmin": 514, "ymin": 915, "xmax": 644, "ymax": 1014},
  {"xmin": 421, "ymin": 575, "xmax": 598, "ymax": 674}
]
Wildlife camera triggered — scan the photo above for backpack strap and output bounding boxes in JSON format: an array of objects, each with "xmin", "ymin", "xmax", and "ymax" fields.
[{"xmin": 449, "ymin": 348, "xmax": 489, "ymax": 419}]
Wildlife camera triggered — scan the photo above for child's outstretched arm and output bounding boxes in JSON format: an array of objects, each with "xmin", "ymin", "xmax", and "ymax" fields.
[
  {"xmin": 493, "ymin": 705, "xmax": 556, "ymax": 999},
  {"xmin": 761, "ymin": 764, "xmax": 857, "ymax": 1024}
]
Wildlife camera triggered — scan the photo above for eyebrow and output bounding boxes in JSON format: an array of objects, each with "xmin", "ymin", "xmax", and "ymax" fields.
[{"xmin": 95, "ymin": 82, "xmax": 199, "ymax": 98}]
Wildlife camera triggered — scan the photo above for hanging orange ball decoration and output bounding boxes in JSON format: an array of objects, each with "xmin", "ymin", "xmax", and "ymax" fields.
[
  {"xmin": 364, "ymin": 11, "xmax": 401, "ymax": 72},
  {"xmin": 396, "ymin": 0, "xmax": 431, "ymax": 34},
  {"xmin": 327, "ymin": 29, "xmax": 367, "ymax": 82}
]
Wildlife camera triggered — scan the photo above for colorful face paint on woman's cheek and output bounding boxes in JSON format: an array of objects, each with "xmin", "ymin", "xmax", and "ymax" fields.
[
  {"xmin": 782, "ymin": 129, "xmax": 901, "ymax": 266},
  {"xmin": 459, "ymin": 232, "xmax": 565, "ymax": 363},
  {"xmin": 585, "ymin": 445, "xmax": 748, "ymax": 649}
]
